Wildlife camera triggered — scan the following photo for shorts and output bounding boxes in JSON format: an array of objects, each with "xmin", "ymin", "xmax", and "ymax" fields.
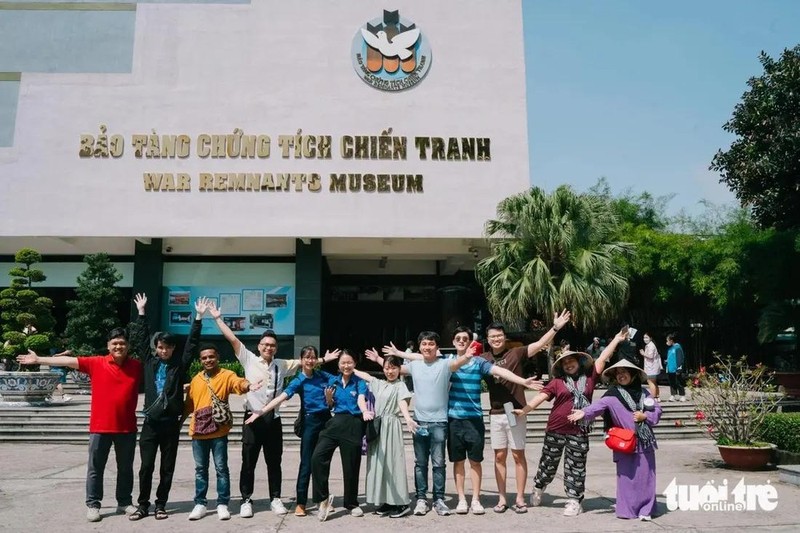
[
  {"xmin": 447, "ymin": 417, "xmax": 485, "ymax": 463},
  {"xmin": 489, "ymin": 413, "xmax": 526, "ymax": 451}
]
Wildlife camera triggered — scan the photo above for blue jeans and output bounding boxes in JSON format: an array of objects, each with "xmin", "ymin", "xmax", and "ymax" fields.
[
  {"xmin": 86, "ymin": 432, "xmax": 137, "ymax": 508},
  {"xmin": 297, "ymin": 411, "xmax": 330, "ymax": 506},
  {"xmin": 412, "ymin": 421, "xmax": 447, "ymax": 501},
  {"xmin": 191, "ymin": 436, "xmax": 230, "ymax": 506}
]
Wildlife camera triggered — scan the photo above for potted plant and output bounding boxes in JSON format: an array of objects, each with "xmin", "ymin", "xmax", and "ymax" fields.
[{"xmin": 690, "ymin": 354, "xmax": 783, "ymax": 470}]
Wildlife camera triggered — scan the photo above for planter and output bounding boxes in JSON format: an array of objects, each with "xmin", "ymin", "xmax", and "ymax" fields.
[
  {"xmin": 774, "ymin": 372, "xmax": 800, "ymax": 398},
  {"xmin": 0, "ymin": 371, "xmax": 62, "ymax": 404},
  {"xmin": 717, "ymin": 443, "xmax": 777, "ymax": 470}
]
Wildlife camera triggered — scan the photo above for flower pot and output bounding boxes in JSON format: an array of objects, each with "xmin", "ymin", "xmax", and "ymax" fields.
[
  {"xmin": 717, "ymin": 443, "xmax": 777, "ymax": 470},
  {"xmin": 0, "ymin": 371, "xmax": 62, "ymax": 404}
]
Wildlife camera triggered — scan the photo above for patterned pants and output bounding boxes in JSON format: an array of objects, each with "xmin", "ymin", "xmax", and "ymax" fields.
[{"xmin": 533, "ymin": 431, "xmax": 589, "ymax": 500}]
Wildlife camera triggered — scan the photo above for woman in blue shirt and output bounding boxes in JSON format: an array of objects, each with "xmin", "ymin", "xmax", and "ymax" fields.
[
  {"xmin": 245, "ymin": 346, "xmax": 339, "ymax": 517},
  {"xmin": 312, "ymin": 350, "xmax": 373, "ymax": 521}
]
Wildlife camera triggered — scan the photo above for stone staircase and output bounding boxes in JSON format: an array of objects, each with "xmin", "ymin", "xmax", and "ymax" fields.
[{"xmin": 0, "ymin": 384, "xmax": 705, "ymax": 445}]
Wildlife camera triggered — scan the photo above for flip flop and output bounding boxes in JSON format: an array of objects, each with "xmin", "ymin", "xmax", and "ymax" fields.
[
  {"xmin": 493, "ymin": 504, "xmax": 508, "ymax": 514},
  {"xmin": 512, "ymin": 504, "xmax": 528, "ymax": 514}
]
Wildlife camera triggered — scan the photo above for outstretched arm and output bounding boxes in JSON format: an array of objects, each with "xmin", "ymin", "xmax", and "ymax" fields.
[
  {"xmin": 527, "ymin": 309, "xmax": 571, "ymax": 358},
  {"xmin": 513, "ymin": 391, "xmax": 550, "ymax": 416},
  {"xmin": 382, "ymin": 342, "xmax": 423, "ymax": 361},
  {"xmin": 17, "ymin": 350, "xmax": 79, "ymax": 370},
  {"xmin": 244, "ymin": 392, "xmax": 289, "ymax": 424},
  {"xmin": 490, "ymin": 365, "xmax": 543, "ymax": 390},
  {"xmin": 595, "ymin": 328, "xmax": 627, "ymax": 374},
  {"xmin": 352, "ymin": 368, "xmax": 374, "ymax": 382},
  {"xmin": 208, "ymin": 301, "xmax": 241, "ymax": 353}
]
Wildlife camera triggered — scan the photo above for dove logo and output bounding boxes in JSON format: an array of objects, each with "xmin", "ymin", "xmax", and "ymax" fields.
[{"xmin": 351, "ymin": 10, "xmax": 432, "ymax": 92}]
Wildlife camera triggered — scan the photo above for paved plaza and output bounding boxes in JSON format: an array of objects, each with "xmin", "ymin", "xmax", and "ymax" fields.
[{"xmin": 1, "ymin": 438, "xmax": 798, "ymax": 533}]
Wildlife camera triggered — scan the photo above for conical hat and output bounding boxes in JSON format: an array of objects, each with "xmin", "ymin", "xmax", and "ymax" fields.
[
  {"xmin": 601, "ymin": 358, "xmax": 647, "ymax": 382},
  {"xmin": 550, "ymin": 351, "xmax": 593, "ymax": 378}
]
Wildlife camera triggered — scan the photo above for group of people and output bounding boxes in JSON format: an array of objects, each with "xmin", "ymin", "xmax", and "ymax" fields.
[{"xmin": 17, "ymin": 296, "xmax": 665, "ymax": 523}]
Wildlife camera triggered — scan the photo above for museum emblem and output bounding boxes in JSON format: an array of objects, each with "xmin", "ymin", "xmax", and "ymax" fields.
[{"xmin": 351, "ymin": 10, "xmax": 432, "ymax": 91}]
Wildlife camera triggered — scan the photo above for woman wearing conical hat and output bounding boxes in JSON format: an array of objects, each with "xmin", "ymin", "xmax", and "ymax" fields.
[
  {"xmin": 513, "ymin": 328, "xmax": 628, "ymax": 516},
  {"xmin": 568, "ymin": 355, "xmax": 663, "ymax": 521}
]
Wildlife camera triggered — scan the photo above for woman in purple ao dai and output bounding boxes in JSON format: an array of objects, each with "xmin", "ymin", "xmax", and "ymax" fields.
[{"xmin": 568, "ymin": 358, "xmax": 662, "ymax": 521}]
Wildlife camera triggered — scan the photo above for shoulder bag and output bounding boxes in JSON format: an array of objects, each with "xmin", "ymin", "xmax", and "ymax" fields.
[
  {"xmin": 605, "ymin": 427, "xmax": 636, "ymax": 454},
  {"xmin": 203, "ymin": 373, "xmax": 233, "ymax": 426}
]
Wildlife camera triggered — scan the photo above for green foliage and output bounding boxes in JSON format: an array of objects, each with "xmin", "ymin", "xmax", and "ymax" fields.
[
  {"xmin": 64, "ymin": 254, "xmax": 124, "ymax": 354},
  {"xmin": 758, "ymin": 413, "xmax": 800, "ymax": 453},
  {"xmin": 711, "ymin": 45, "xmax": 800, "ymax": 231},
  {"xmin": 690, "ymin": 355, "xmax": 782, "ymax": 446},
  {"xmin": 0, "ymin": 249, "xmax": 56, "ymax": 371},
  {"xmin": 476, "ymin": 185, "xmax": 632, "ymax": 331}
]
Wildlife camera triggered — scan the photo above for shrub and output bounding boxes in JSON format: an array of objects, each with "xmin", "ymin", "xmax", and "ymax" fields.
[{"xmin": 758, "ymin": 412, "xmax": 800, "ymax": 453}]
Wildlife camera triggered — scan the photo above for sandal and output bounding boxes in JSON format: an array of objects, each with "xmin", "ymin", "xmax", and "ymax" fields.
[
  {"xmin": 512, "ymin": 504, "xmax": 528, "ymax": 514},
  {"xmin": 493, "ymin": 503, "xmax": 508, "ymax": 513},
  {"xmin": 154, "ymin": 508, "xmax": 168, "ymax": 520},
  {"xmin": 128, "ymin": 508, "xmax": 148, "ymax": 521}
]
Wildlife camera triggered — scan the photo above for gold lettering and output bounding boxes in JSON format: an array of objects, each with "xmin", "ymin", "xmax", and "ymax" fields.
[
  {"xmin": 477, "ymin": 138, "xmax": 491, "ymax": 161},
  {"xmin": 431, "ymin": 137, "xmax": 445, "ymax": 160},
  {"xmin": 199, "ymin": 173, "xmax": 213, "ymax": 190},
  {"xmin": 414, "ymin": 136, "xmax": 430, "ymax": 160},
  {"xmin": 308, "ymin": 173, "xmax": 321, "ymax": 192},
  {"xmin": 377, "ymin": 174, "xmax": 390, "ymax": 192},
  {"xmin": 330, "ymin": 173, "xmax": 347, "ymax": 192},
  {"xmin": 79, "ymin": 135, "xmax": 94, "ymax": 158},
  {"xmin": 197, "ymin": 135, "xmax": 211, "ymax": 158},
  {"xmin": 341, "ymin": 136, "xmax": 354, "ymax": 159},
  {"xmin": 132, "ymin": 135, "xmax": 147, "ymax": 158}
]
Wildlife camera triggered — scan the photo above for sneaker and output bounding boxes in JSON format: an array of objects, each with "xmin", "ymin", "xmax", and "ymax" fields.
[
  {"xmin": 530, "ymin": 487, "xmax": 544, "ymax": 507},
  {"xmin": 470, "ymin": 500, "xmax": 485, "ymax": 515},
  {"xmin": 86, "ymin": 507, "xmax": 101, "ymax": 522},
  {"xmin": 639, "ymin": 514, "xmax": 652, "ymax": 521},
  {"xmin": 455, "ymin": 499, "xmax": 469, "ymax": 514},
  {"xmin": 318, "ymin": 495, "xmax": 334, "ymax": 522},
  {"xmin": 563, "ymin": 499, "xmax": 582, "ymax": 517},
  {"xmin": 413, "ymin": 499, "xmax": 429, "ymax": 516},
  {"xmin": 350, "ymin": 506, "xmax": 364, "ymax": 517},
  {"xmin": 668, "ymin": 396, "xmax": 676, "ymax": 402},
  {"xmin": 390, "ymin": 505, "xmax": 412, "ymax": 518},
  {"xmin": 433, "ymin": 499, "xmax": 451, "ymax": 516},
  {"xmin": 188, "ymin": 504, "xmax": 207, "ymax": 521},
  {"xmin": 63, "ymin": 395, "xmax": 73, "ymax": 402},
  {"xmin": 117, "ymin": 505, "xmax": 137, "ymax": 516},
  {"xmin": 217, "ymin": 504, "xmax": 230, "ymax": 521},
  {"xmin": 239, "ymin": 501, "xmax": 253, "ymax": 518},
  {"xmin": 374, "ymin": 503, "xmax": 393, "ymax": 516},
  {"xmin": 679, "ymin": 396, "xmax": 687, "ymax": 402},
  {"xmin": 270, "ymin": 498, "xmax": 288, "ymax": 516}
]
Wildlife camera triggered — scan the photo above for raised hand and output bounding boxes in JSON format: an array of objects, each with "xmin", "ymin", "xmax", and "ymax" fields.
[
  {"xmin": 553, "ymin": 309, "xmax": 571, "ymax": 330},
  {"xmin": 208, "ymin": 301, "xmax": 221, "ymax": 320},
  {"xmin": 323, "ymin": 349, "xmax": 341, "ymax": 363},
  {"xmin": 195, "ymin": 296, "xmax": 211, "ymax": 316},
  {"xmin": 567, "ymin": 409, "xmax": 585, "ymax": 423},
  {"xmin": 381, "ymin": 342, "xmax": 402, "ymax": 357},
  {"xmin": 134, "ymin": 293, "xmax": 147, "ymax": 314},
  {"xmin": 523, "ymin": 377, "xmax": 544, "ymax": 390},
  {"xmin": 365, "ymin": 348, "xmax": 381, "ymax": 363}
]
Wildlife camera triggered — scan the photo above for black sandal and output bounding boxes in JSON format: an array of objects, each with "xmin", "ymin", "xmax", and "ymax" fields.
[
  {"xmin": 128, "ymin": 508, "xmax": 148, "ymax": 521},
  {"xmin": 154, "ymin": 508, "xmax": 168, "ymax": 520}
]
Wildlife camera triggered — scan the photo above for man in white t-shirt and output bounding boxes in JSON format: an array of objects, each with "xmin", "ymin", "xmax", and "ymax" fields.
[{"xmin": 209, "ymin": 302, "xmax": 338, "ymax": 518}]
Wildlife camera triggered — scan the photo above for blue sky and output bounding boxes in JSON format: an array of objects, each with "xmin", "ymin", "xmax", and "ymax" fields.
[{"xmin": 522, "ymin": 0, "xmax": 800, "ymax": 215}]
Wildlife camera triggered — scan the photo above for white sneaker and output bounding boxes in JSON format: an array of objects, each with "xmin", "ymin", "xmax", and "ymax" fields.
[
  {"xmin": 239, "ymin": 501, "xmax": 253, "ymax": 518},
  {"xmin": 270, "ymin": 498, "xmax": 288, "ymax": 516},
  {"xmin": 63, "ymin": 395, "xmax": 73, "ymax": 402},
  {"xmin": 350, "ymin": 506, "xmax": 364, "ymax": 517},
  {"xmin": 217, "ymin": 504, "xmax": 230, "ymax": 520},
  {"xmin": 639, "ymin": 514, "xmax": 652, "ymax": 521},
  {"xmin": 318, "ymin": 495, "xmax": 334, "ymax": 522},
  {"xmin": 563, "ymin": 499, "xmax": 582, "ymax": 516},
  {"xmin": 455, "ymin": 500, "xmax": 469, "ymax": 514},
  {"xmin": 413, "ymin": 499, "xmax": 429, "ymax": 516},
  {"xmin": 86, "ymin": 507, "xmax": 101, "ymax": 522},
  {"xmin": 679, "ymin": 396, "xmax": 687, "ymax": 402},
  {"xmin": 530, "ymin": 487, "xmax": 544, "ymax": 507},
  {"xmin": 117, "ymin": 505, "xmax": 137, "ymax": 516},
  {"xmin": 188, "ymin": 504, "xmax": 207, "ymax": 520},
  {"xmin": 668, "ymin": 396, "xmax": 676, "ymax": 402},
  {"xmin": 432, "ymin": 499, "xmax": 451, "ymax": 516},
  {"xmin": 470, "ymin": 500, "xmax": 485, "ymax": 515}
]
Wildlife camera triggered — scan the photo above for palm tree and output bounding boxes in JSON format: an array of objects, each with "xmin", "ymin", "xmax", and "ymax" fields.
[{"xmin": 475, "ymin": 185, "xmax": 632, "ymax": 332}]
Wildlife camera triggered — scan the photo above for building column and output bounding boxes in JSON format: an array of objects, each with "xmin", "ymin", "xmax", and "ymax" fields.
[
  {"xmin": 294, "ymin": 238, "xmax": 322, "ymax": 354},
  {"xmin": 131, "ymin": 239, "xmax": 163, "ymax": 332}
]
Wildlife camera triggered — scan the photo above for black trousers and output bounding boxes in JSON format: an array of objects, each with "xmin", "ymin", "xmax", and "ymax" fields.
[
  {"xmin": 240, "ymin": 412, "xmax": 283, "ymax": 501},
  {"xmin": 667, "ymin": 372, "xmax": 686, "ymax": 396},
  {"xmin": 311, "ymin": 413, "xmax": 364, "ymax": 509},
  {"xmin": 136, "ymin": 419, "xmax": 181, "ymax": 510}
]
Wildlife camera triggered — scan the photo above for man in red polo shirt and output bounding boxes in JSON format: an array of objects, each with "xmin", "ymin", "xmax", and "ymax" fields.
[{"xmin": 18, "ymin": 322, "xmax": 144, "ymax": 522}]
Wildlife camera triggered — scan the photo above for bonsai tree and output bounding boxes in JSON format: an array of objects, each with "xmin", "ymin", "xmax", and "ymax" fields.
[
  {"xmin": 690, "ymin": 354, "xmax": 782, "ymax": 447},
  {"xmin": 0, "ymin": 248, "xmax": 56, "ymax": 371},
  {"xmin": 64, "ymin": 253, "xmax": 123, "ymax": 354}
]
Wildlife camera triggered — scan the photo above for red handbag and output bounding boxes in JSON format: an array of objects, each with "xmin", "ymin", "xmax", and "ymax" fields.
[{"xmin": 605, "ymin": 427, "xmax": 637, "ymax": 453}]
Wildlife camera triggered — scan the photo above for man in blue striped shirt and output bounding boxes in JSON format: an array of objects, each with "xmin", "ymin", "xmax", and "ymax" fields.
[{"xmin": 447, "ymin": 327, "xmax": 542, "ymax": 515}]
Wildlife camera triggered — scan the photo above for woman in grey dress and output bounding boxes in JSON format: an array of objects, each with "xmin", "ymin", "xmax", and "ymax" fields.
[{"xmin": 355, "ymin": 354, "xmax": 416, "ymax": 518}]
